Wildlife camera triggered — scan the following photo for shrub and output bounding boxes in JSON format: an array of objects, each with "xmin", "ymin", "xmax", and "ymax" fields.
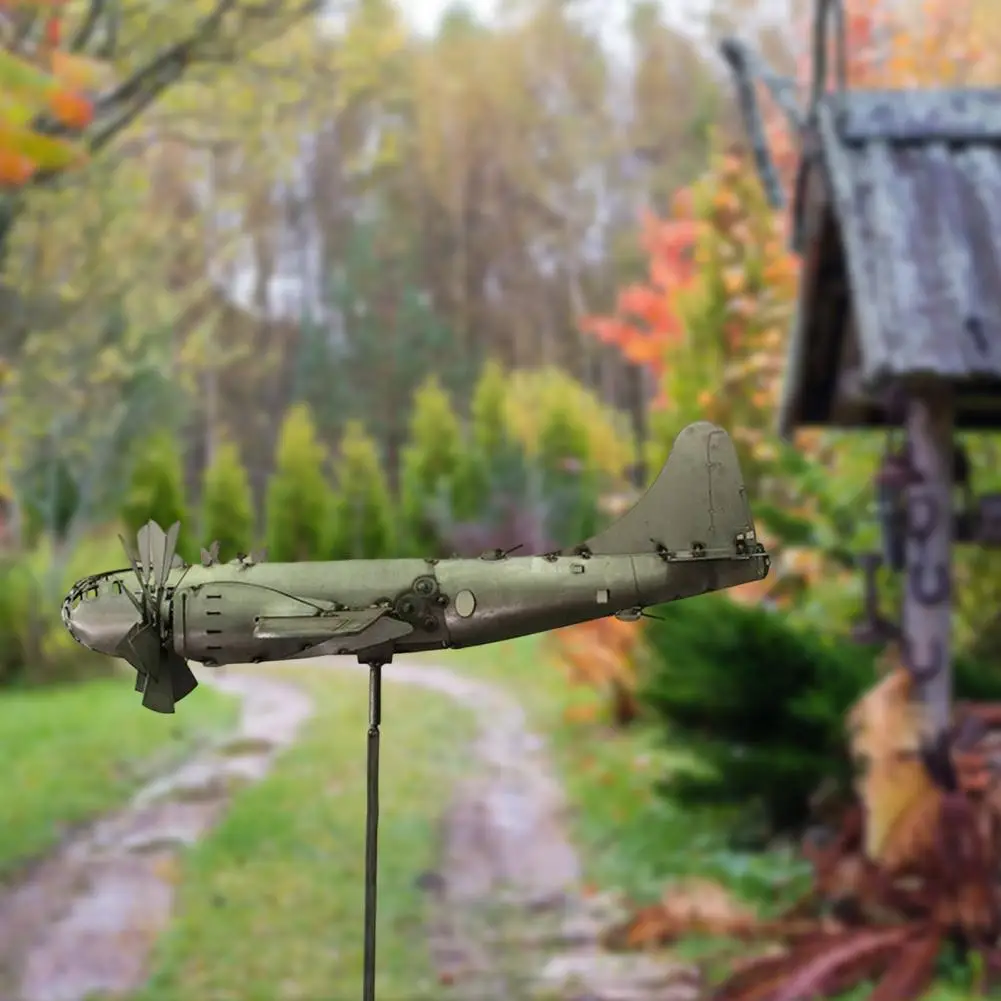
[
  {"xmin": 201, "ymin": 441, "xmax": 255, "ymax": 563},
  {"xmin": 120, "ymin": 432, "xmax": 192, "ymax": 559},
  {"xmin": 639, "ymin": 594, "xmax": 1001, "ymax": 841},
  {"xmin": 455, "ymin": 359, "xmax": 511, "ymax": 518},
  {"xmin": 265, "ymin": 404, "xmax": 332, "ymax": 562},
  {"xmin": 327, "ymin": 421, "xmax": 394, "ymax": 559},
  {"xmin": 504, "ymin": 366, "xmax": 636, "ymax": 482},
  {"xmin": 19, "ymin": 454, "xmax": 80, "ymax": 546},
  {"xmin": 538, "ymin": 399, "xmax": 602, "ymax": 546},
  {"xmin": 0, "ymin": 531, "xmax": 122, "ymax": 688},
  {"xmin": 398, "ymin": 376, "xmax": 464, "ymax": 557}
]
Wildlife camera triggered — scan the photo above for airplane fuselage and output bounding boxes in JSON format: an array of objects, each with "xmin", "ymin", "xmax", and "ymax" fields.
[{"xmin": 77, "ymin": 547, "xmax": 768, "ymax": 668}]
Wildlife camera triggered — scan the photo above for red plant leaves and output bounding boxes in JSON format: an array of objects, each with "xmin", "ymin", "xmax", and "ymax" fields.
[
  {"xmin": 867, "ymin": 931, "xmax": 943, "ymax": 1001},
  {"xmin": 770, "ymin": 926, "xmax": 915, "ymax": 1001}
]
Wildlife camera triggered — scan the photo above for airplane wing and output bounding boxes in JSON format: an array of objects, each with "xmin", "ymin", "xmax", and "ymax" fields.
[{"xmin": 254, "ymin": 607, "xmax": 390, "ymax": 642}]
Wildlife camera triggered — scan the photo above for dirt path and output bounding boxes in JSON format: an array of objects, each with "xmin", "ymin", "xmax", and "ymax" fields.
[
  {"xmin": 0, "ymin": 656, "xmax": 696, "ymax": 1001},
  {"xmin": 320, "ymin": 656, "xmax": 699, "ymax": 1001},
  {"xmin": 0, "ymin": 671, "xmax": 314, "ymax": 1001}
]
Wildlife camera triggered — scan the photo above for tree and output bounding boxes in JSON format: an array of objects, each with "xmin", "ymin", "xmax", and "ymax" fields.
[
  {"xmin": 0, "ymin": 2, "xmax": 102, "ymax": 188},
  {"xmin": 264, "ymin": 403, "xmax": 330, "ymax": 562},
  {"xmin": 0, "ymin": 0, "xmax": 322, "ymax": 254},
  {"xmin": 398, "ymin": 375, "xmax": 464, "ymax": 556},
  {"xmin": 120, "ymin": 431, "xmax": 191, "ymax": 556},
  {"xmin": 580, "ymin": 142, "xmax": 874, "ymax": 618},
  {"xmin": 327, "ymin": 420, "xmax": 394, "ymax": 560},
  {"xmin": 201, "ymin": 439, "xmax": 254, "ymax": 562}
]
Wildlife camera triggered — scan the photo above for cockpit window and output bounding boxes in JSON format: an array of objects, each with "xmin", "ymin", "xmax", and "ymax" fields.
[{"xmin": 83, "ymin": 586, "xmax": 99, "ymax": 601}]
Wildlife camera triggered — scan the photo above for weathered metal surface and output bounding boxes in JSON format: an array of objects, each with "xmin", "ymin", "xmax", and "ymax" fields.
[{"xmin": 778, "ymin": 89, "xmax": 1001, "ymax": 436}]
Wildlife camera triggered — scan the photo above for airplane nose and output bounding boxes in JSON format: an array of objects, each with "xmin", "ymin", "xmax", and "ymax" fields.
[{"xmin": 62, "ymin": 585, "xmax": 139, "ymax": 657}]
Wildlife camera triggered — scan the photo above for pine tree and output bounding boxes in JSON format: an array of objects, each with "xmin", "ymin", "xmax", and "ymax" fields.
[
  {"xmin": 201, "ymin": 440, "xmax": 255, "ymax": 563},
  {"xmin": 265, "ymin": 404, "xmax": 332, "ymax": 562},
  {"xmin": 398, "ymin": 376, "xmax": 464, "ymax": 556},
  {"xmin": 328, "ymin": 421, "xmax": 395, "ymax": 559},
  {"xmin": 120, "ymin": 432, "xmax": 191, "ymax": 559}
]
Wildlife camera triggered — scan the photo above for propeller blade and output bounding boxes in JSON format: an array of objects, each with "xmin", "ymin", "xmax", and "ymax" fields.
[
  {"xmin": 118, "ymin": 532, "xmax": 146, "ymax": 594},
  {"xmin": 141, "ymin": 669, "xmax": 175, "ymax": 714},
  {"xmin": 137, "ymin": 521, "xmax": 165, "ymax": 593},
  {"xmin": 170, "ymin": 655, "xmax": 198, "ymax": 702},
  {"xmin": 141, "ymin": 652, "xmax": 197, "ymax": 713},
  {"xmin": 115, "ymin": 622, "xmax": 162, "ymax": 680},
  {"xmin": 154, "ymin": 521, "xmax": 180, "ymax": 597}
]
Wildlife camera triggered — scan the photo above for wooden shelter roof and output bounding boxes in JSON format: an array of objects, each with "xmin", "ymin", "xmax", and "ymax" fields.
[{"xmin": 780, "ymin": 89, "xmax": 1001, "ymax": 437}]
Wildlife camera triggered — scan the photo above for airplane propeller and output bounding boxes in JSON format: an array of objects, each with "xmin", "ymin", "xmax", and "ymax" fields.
[{"xmin": 115, "ymin": 520, "xmax": 198, "ymax": 714}]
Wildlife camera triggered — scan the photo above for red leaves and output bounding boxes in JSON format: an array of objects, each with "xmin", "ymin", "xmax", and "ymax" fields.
[
  {"xmin": 578, "ymin": 206, "xmax": 700, "ymax": 389},
  {"xmin": 44, "ymin": 14, "xmax": 61, "ymax": 49}
]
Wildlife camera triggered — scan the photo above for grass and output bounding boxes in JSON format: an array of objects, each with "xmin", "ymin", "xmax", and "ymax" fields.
[
  {"xmin": 131, "ymin": 666, "xmax": 476, "ymax": 1001},
  {"xmin": 0, "ymin": 666, "xmax": 238, "ymax": 881}
]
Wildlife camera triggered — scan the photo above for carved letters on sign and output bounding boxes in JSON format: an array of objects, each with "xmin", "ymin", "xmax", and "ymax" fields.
[{"xmin": 904, "ymin": 486, "xmax": 951, "ymax": 686}]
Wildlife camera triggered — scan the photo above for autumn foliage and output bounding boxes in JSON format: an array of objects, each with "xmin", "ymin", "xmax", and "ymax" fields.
[
  {"xmin": 546, "ymin": 616, "xmax": 644, "ymax": 727},
  {"xmin": 0, "ymin": 0, "xmax": 108, "ymax": 187},
  {"xmin": 603, "ymin": 658, "xmax": 1001, "ymax": 1000}
]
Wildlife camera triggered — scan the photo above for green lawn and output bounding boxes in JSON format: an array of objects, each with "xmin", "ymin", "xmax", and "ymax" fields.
[
  {"xmin": 131, "ymin": 666, "xmax": 475, "ymax": 1001},
  {"xmin": 0, "ymin": 668, "xmax": 238, "ymax": 881}
]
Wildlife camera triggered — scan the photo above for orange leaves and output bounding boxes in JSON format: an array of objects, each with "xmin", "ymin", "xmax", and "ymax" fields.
[
  {"xmin": 0, "ymin": 148, "xmax": 34, "ymax": 184},
  {"xmin": 47, "ymin": 89, "xmax": 92, "ymax": 129},
  {"xmin": 603, "ymin": 879, "xmax": 759, "ymax": 951},
  {"xmin": 547, "ymin": 616, "xmax": 644, "ymax": 727},
  {"xmin": 0, "ymin": 0, "xmax": 107, "ymax": 189},
  {"xmin": 580, "ymin": 205, "xmax": 703, "ymax": 390}
]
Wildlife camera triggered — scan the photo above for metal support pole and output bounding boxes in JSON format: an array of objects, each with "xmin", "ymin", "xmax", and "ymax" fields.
[
  {"xmin": 902, "ymin": 384, "xmax": 954, "ymax": 770},
  {"xmin": 362, "ymin": 661, "xmax": 383, "ymax": 1001}
]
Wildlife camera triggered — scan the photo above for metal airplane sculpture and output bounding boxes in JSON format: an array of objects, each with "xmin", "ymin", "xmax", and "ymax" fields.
[
  {"xmin": 61, "ymin": 420, "xmax": 769, "ymax": 708},
  {"xmin": 60, "ymin": 419, "xmax": 768, "ymax": 1001}
]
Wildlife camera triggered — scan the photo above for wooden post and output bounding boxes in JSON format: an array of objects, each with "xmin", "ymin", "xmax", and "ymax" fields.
[{"xmin": 902, "ymin": 382, "xmax": 954, "ymax": 755}]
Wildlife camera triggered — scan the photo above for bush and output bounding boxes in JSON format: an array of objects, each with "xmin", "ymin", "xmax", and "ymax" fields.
[
  {"xmin": 19, "ymin": 454, "xmax": 80, "ymax": 546},
  {"xmin": 398, "ymin": 376, "xmax": 464, "ymax": 557},
  {"xmin": 265, "ymin": 404, "xmax": 332, "ymax": 562},
  {"xmin": 538, "ymin": 400, "xmax": 603, "ymax": 546},
  {"xmin": 639, "ymin": 594, "xmax": 1001, "ymax": 841},
  {"xmin": 327, "ymin": 421, "xmax": 394, "ymax": 559},
  {"xmin": 120, "ymin": 432, "xmax": 192, "ymax": 559},
  {"xmin": 201, "ymin": 441, "xmax": 255, "ymax": 563},
  {"xmin": 0, "ymin": 531, "xmax": 122, "ymax": 688},
  {"xmin": 454, "ymin": 359, "xmax": 511, "ymax": 517},
  {"xmin": 504, "ymin": 366, "xmax": 636, "ymax": 482}
]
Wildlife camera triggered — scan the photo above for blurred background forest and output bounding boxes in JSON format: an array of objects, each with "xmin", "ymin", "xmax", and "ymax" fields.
[{"xmin": 7, "ymin": 0, "xmax": 1001, "ymax": 881}]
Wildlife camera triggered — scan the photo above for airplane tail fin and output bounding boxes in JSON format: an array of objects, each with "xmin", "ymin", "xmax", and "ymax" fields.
[{"xmin": 568, "ymin": 421, "xmax": 764, "ymax": 562}]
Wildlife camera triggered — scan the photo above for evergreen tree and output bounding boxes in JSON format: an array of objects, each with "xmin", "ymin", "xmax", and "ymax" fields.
[
  {"xmin": 265, "ymin": 404, "xmax": 332, "ymax": 562},
  {"xmin": 538, "ymin": 400, "xmax": 601, "ymax": 547},
  {"xmin": 455, "ymin": 359, "xmax": 517, "ymax": 518},
  {"xmin": 398, "ymin": 376, "xmax": 464, "ymax": 556},
  {"xmin": 201, "ymin": 440, "xmax": 255, "ymax": 563},
  {"xmin": 120, "ymin": 432, "xmax": 192, "ymax": 559},
  {"xmin": 328, "ymin": 421, "xmax": 395, "ymax": 559}
]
